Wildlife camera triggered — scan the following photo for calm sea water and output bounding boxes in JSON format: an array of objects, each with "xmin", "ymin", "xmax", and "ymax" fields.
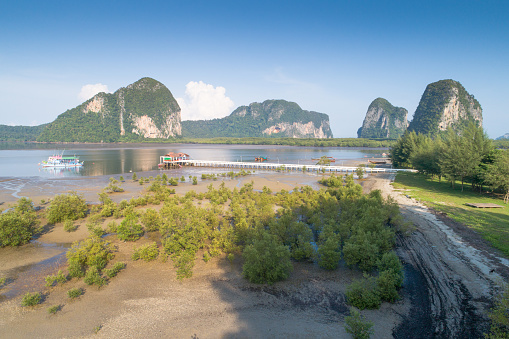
[{"xmin": 0, "ymin": 144, "xmax": 386, "ymax": 178}]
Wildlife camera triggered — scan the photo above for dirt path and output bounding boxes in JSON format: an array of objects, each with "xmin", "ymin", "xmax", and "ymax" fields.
[{"xmin": 366, "ymin": 173, "xmax": 509, "ymax": 338}]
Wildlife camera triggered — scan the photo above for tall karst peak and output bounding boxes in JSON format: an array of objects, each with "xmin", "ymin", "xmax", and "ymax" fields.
[
  {"xmin": 408, "ymin": 79, "xmax": 482, "ymax": 136},
  {"xmin": 357, "ymin": 98, "xmax": 408, "ymax": 139},
  {"xmin": 38, "ymin": 77, "xmax": 181, "ymax": 142}
]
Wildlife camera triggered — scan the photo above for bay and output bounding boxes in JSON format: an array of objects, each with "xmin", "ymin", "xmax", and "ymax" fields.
[{"xmin": 0, "ymin": 144, "xmax": 387, "ymax": 178}]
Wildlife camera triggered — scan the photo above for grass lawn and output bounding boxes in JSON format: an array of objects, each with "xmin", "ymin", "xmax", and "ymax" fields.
[{"xmin": 393, "ymin": 172, "xmax": 509, "ymax": 257}]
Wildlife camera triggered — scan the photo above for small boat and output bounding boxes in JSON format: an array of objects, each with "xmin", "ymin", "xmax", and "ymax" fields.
[
  {"xmin": 368, "ymin": 159, "xmax": 386, "ymax": 165},
  {"xmin": 42, "ymin": 153, "xmax": 83, "ymax": 168},
  {"xmin": 255, "ymin": 156, "xmax": 268, "ymax": 162}
]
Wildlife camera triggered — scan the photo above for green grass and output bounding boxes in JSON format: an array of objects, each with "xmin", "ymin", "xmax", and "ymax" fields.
[{"xmin": 393, "ymin": 172, "xmax": 509, "ymax": 256}]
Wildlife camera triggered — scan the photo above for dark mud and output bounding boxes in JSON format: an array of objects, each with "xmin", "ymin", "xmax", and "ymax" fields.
[
  {"xmin": 393, "ymin": 261, "xmax": 433, "ymax": 338},
  {"xmin": 393, "ymin": 207, "xmax": 495, "ymax": 338}
]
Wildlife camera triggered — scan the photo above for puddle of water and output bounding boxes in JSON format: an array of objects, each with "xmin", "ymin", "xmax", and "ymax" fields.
[{"xmin": 0, "ymin": 242, "xmax": 71, "ymax": 302}]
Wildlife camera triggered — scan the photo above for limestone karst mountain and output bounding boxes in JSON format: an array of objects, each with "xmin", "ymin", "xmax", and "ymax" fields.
[
  {"xmin": 408, "ymin": 79, "xmax": 482, "ymax": 136},
  {"xmin": 37, "ymin": 77, "xmax": 182, "ymax": 142},
  {"xmin": 357, "ymin": 98, "xmax": 408, "ymax": 139},
  {"xmin": 182, "ymin": 99, "xmax": 333, "ymax": 138}
]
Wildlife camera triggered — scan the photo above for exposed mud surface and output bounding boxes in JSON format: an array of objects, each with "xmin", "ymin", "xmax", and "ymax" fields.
[
  {"xmin": 368, "ymin": 173, "xmax": 509, "ymax": 338},
  {"xmin": 1, "ymin": 171, "xmax": 508, "ymax": 338}
]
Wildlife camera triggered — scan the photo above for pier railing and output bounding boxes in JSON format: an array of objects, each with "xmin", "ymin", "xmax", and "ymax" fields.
[{"xmin": 169, "ymin": 160, "xmax": 417, "ymax": 173}]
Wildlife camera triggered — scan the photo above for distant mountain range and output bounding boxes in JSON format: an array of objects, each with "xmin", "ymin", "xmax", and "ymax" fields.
[{"xmin": 497, "ymin": 133, "xmax": 509, "ymax": 140}]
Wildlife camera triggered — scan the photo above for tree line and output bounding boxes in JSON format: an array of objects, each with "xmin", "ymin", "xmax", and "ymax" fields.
[{"xmin": 391, "ymin": 122, "xmax": 509, "ymax": 201}]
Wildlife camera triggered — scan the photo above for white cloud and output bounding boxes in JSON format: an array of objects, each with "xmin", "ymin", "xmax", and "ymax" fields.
[
  {"xmin": 78, "ymin": 83, "xmax": 111, "ymax": 101},
  {"xmin": 176, "ymin": 81, "xmax": 235, "ymax": 121}
]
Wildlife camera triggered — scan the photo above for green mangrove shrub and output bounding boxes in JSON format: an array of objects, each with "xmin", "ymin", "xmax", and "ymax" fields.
[
  {"xmin": 242, "ymin": 232, "xmax": 293, "ymax": 284},
  {"xmin": 45, "ymin": 270, "xmax": 67, "ymax": 287},
  {"xmin": 117, "ymin": 214, "xmax": 144, "ymax": 241},
  {"xmin": 46, "ymin": 191, "xmax": 87, "ymax": 224},
  {"xmin": 104, "ymin": 262, "xmax": 126, "ymax": 278},
  {"xmin": 66, "ymin": 237, "xmax": 115, "ymax": 278},
  {"xmin": 0, "ymin": 197, "xmax": 39, "ymax": 247},
  {"xmin": 67, "ymin": 287, "xmax": 83, "ymax": 299},
  {"xmin": 344, "ymin": 307, "xmax": 374, "ymax": 339},
  {"xmin": 84, "ymin": 266, "xmax": 106, "ymax": 286},
  {"xmin": 132, "ymin": 242, "xmax": 159, "ymax": 262},
  {"xmin": 346, "ymin": 275, "xmax": 381, "ymax": 310},
  {"xmin": 21, "ymin": 292, "xmax": 42, "ymax": 307}
]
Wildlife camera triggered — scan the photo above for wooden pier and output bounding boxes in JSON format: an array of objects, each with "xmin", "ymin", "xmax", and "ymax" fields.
[{"xmin": 168, "ymin": 160, "xmax": 417, "ymax": 173}]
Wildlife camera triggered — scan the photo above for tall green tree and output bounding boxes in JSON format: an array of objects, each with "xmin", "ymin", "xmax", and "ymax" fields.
[
  {"xmin": 390, "ymin": 131, "xmax": 422, "ymax": 168},
  {"xmin": 439, "ymin": 124, "xmax": 490, "ymax": 191},
  {"xmin": 484, "ymin": 150, "xmax": 509, "ymax": 203}
]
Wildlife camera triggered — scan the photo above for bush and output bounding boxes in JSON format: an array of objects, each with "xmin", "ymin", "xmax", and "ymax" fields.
[
  {"xmin": 46, "ymin": 191, "xmax": 87, "ymax": 224},
  {"xmin": 132, "ymin": 172, "xmax": 137, "ymax": 181},
  {"xmin": 67, "ymin": 287, "xmax": 83, "ymax": 299},
  {"xmin": 346, "ymin": 275, "xmax": 381, "ymax": 310},
  {"xmin": 105, "ymin": 178, "xmax": 124, "ymax": 193},
  {"xmin": 173, "ymin": 250, "xmax": 196, "ymax": 280},
  {"xmin": 0, "ymin": 197, "xmax": 39, "ymax": 247},
  {"xmin": 87, "ymin": 222, "xmax": 105, "ymax": 237},
  {"xmin": 132, "ymin": 242, "xmax": 159, "ymax": 262},
  {"xmin": 377, "ymin": 251, "xmax": 404, "ymax": 288},
  {"xmin": 242, "ymin": 232, "xmax": 293, "ymax": 284},
  {"xmin": 21, "ymin": 292, "xmax": 42, "ymax": 307},
  {"xmin": 317, "ymin": 234, "xmax": 342, "ymax": 270},
  {"xmin": 376, "ymin": 270, "xmax": 400, "ymax": 302},
  {"xmin": 344, "ymin": 307, "xmax": 374, "ymax": 339},
  {"xmin": 47, "ymin": 305, "xmax": 61, "ymax": 314},
  {"xmin": 84, "ymin": 267, "xmax": 106, "ymax": 286},
  {"xmin": 104, "ymin": 262, "xmax": 126, "ymax": 278},
  {"xmin": 117, "ymin": 214, "xmax": 144, "ymax": 241},
  {"xmin": 140, "ymin": 209, "xmax": 162, "ymax": 232},
  {"xmin": 107, "ymin": 220, "xmax": 118, "ymax": 233},
  {"xmin": 66, "ymin": 237, "xmax": 115, "ymax": 278},
  {"xmin": 45, "ymin": 270, "xmax": 67, "ymax": 287},
  {"xmin": 63, "ymin": 219, "xmax": 78, "ymax": 232},
  {"xmin": 100, "ymin": 203, "xmax": 116, "ymax": 217}
]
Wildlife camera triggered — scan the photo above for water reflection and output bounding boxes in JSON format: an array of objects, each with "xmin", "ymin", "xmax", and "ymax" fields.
[
  {"xmin": 0, "ymin": 144, "xmax": 387, "ymax": 178},
  {"xmin": 39, "ymin": 166, "xmax": 82, "ymax": 177}
]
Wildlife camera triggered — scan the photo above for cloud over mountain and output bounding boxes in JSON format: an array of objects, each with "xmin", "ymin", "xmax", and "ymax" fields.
[
  {"xmin": 78, "ymin": 83, "xmax": 111, "ymax": 101},
  {"xmin": 177, "ymin": 81, "xmax": 234, "ymax": 121}
]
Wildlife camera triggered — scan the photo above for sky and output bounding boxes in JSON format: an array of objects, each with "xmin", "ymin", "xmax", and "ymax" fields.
[{"xmin": 1, "ymin": 0, "xmax": 508, "ymax": 138}]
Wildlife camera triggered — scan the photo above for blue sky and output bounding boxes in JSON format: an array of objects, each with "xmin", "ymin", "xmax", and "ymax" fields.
[{"xmin": 1, "ymin": 0, "xmax": 508, "ymax": 138}]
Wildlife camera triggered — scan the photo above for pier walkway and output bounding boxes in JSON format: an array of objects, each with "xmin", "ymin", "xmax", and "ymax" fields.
[{"xmin": 170, "ymin": 160, "xmax": 417, "ymax": 173}]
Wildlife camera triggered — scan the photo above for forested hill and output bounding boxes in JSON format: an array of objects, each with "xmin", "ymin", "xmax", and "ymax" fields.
[
  {"xmin": 182, "ymin": 99, "xmax": 333, "ymax": 138},
  {"xmin": 37, "ymin": 77, "xmax": 182, "ymax": 143},
  {"xmin": 408, "ymin": 79, "xmax": 482, "ymax": 136},
  {"xmin": 0, "ymin": 124, "xmax": 48, "ymax": 141}
]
